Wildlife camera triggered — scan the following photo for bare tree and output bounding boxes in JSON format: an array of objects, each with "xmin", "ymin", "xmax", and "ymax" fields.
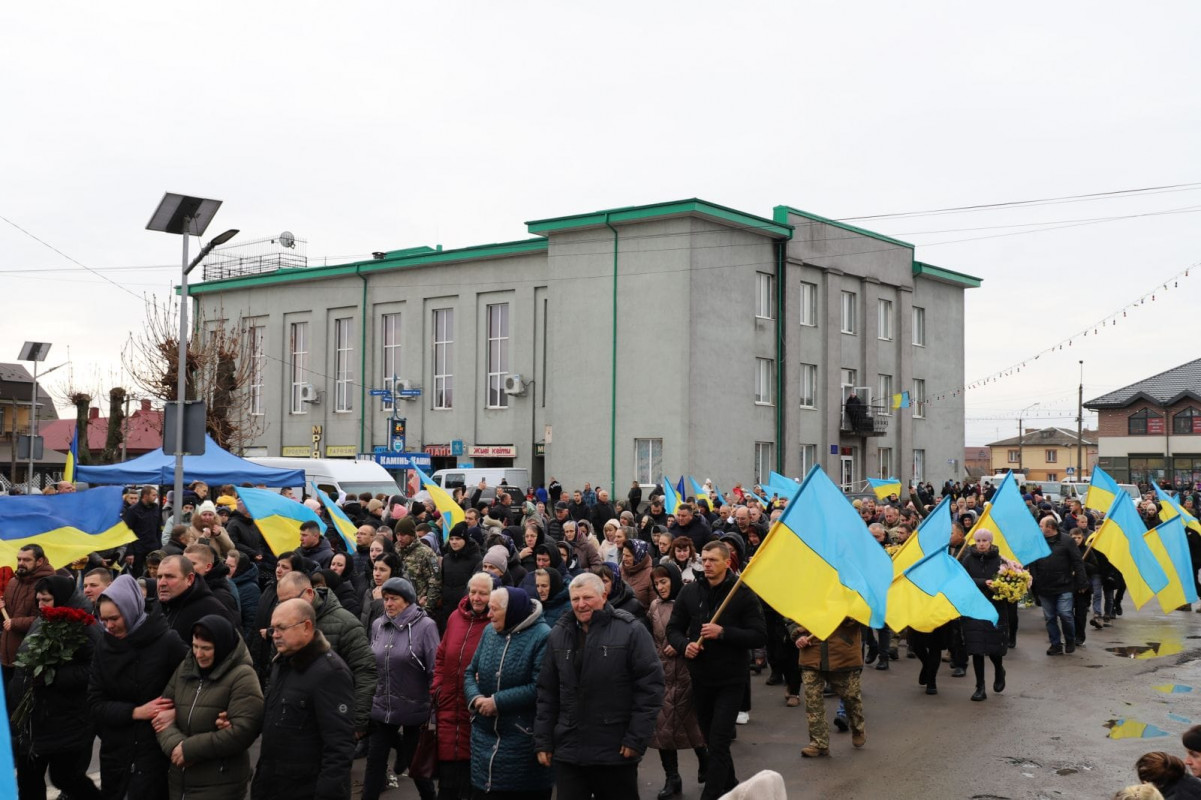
[
  {"xmin": 70, "ymin": 392, "xmax": 92, "ymax": 466},
  {"xmin": 103, "ymin": 387, "xmax": 126, "ymax": 463}
]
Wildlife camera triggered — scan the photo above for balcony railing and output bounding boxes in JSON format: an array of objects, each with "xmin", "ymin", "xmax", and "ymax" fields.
[{"xmin": 841, "ymin": 404, "xmax": 889, "ymax": 437}]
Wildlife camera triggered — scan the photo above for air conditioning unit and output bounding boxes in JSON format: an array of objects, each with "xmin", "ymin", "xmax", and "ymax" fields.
[
  {"xmin": 397, "ymin": 379, "xmax": 412, "ymax": 392},
  {"xmin": 299, "ymin": 383, "xmax": 320, "ymax": 405},
  {"xmin": 504, "ymin": 374, "xmax": 526, "ymax": 396}
]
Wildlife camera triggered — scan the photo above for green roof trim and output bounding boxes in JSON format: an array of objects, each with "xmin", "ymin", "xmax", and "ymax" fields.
[
  {"xmin": 189, "ymin": 238, "xmax": 549, "ymax": 295},
  {"xmin": 772, "ymin": 205, "xmax": 913, "ymax": 250},
  {"xmin": 913, "ymin": 261, "xmax": 982, "ymax": 288},
  {"xmin": 526, "ymin": 198, "xmax": 792, "ymax": 239}
]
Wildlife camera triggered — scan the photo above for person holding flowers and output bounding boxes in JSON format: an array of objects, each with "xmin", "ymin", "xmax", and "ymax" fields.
[{"xmin": 961, "ymin": 528, "xmax": 1020, "ymax": 702}]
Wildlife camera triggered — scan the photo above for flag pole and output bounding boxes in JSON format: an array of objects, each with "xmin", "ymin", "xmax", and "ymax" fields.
[
  {"xmin": 1081, "ymin": 525, "xmax": 1104, "ymax": 561},
  {"xmin": 955, "ymin": 501, "xmax": 991, "ymax": 560},
  {"xmin": 695, "ymin": 516, "xmax": 787, "ymax": 640}
]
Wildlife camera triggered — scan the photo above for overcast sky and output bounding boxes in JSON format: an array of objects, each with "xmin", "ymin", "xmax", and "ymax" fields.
[{"xmin": 3, "ymin": 2, "xmax": 1198, "ymax": 447}]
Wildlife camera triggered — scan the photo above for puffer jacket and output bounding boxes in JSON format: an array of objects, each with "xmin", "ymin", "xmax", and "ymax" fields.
[
  {"xmin": 788, "ymin": 617, "xmax": 864, "ymax": 673},
  {"xmin": 1029, "ymin": 532, "xmax": 1088, "ymax": 595},
  {"xmin": 646, "ymin": 593, "xmax": 704, "ymax": 750},
  {"xmin": 313, "ymin": 588, "xmax": 377, "ymax": 736},
  {"xmin": 464, "ymin": 599, "xmax": 553, "ymax": 793},
  {"xmin": 431, "ymin": 595, "xmax": 491, "ymax": 763},
  {"xmin": 157, "ymin": 633, "xmax": 264, "ymax": 799},
  {"xmin": 369, "ymin": 602, "xmax": 440, "ymax": 726},
  {"xmin": 961, "ymin": 546, "xmax": 1009, "ymax": 657},
  {"xmin": 535, "ymin": 604, "xmax": 664, "ymax": 766}
]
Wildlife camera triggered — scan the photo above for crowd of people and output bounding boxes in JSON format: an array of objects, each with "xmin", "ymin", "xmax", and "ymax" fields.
[{"xmin": 1, "ymin": 473, "xmax": 1199, "ymax": 799}]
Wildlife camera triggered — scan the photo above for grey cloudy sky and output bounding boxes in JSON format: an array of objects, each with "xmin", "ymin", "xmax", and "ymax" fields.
[{"xmin": 3, "ymin": 2, "xmax": 1198, "ymax": 447}]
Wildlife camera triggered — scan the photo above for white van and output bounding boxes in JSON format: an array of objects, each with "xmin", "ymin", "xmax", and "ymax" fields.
[
  {"xmin": 246, "ymin": 457, "xmax": 403, "ymax": 499},
  {"xmin": 432, "ymin": 467, "xmax": 529, "ymax": 495}
]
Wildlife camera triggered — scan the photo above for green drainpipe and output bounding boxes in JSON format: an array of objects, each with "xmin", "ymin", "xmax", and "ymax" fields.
[
  {"xmin": 356, "ymin": 266, "xmax": 368, "ymax": 454},
  {"xmin": 775, "ymin": 239, "xmax": 785, "ymax": 473},
  {"xmin": 605, "ymin": 214, "xmax": 618, "ymax": 492}
]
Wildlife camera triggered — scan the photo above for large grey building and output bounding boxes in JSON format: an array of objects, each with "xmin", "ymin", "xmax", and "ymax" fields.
[{"xmin": 190, "ymin": 198, "xmax": 979, "ymax": 494}]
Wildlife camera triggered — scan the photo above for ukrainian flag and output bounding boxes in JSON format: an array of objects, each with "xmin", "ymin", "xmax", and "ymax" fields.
[
  {"xmin": 867, "ymin": 477, "xmax": 903, "ymax": 501},
  {"xmin": 1092, "ymin": 490, "xmax": 1169, "ymax": 609},
  {"xmin": 0, "ymin": 487, "xmax": 135, "ymax": 569},
  {"xmin": 661, "ymin": 477, "xmax": 681, "ymax": 515},
  {"xmin": 414, "ymin": 465, "xmax": 464, "ymax": 541},
  {"xmin": 1154, "ymin": 484, "xmax": 1201, "ymax": 536},
  {"xmin": 886, "ymin": 497, "xmax": 998, "ymax": 633},
  {"xmin": 311, "ymin": 483, "xmax": 357, "ymax": 552},
  {"xmin": 1142, "ymin": 515, "xmax": 1199, "ymax": 612},
  {"xmin": 63, "ymin": 424, "xmax": 79, "ymax": 484},
  {"xmin": 238, "ymin": 486, "xmax": 326, "ymax": 556},
  {"xmin": 688, "ymin": 476, "xmax": 709, "ymax": 504},
  {"xmin": 740, "ymin": 465, "xmax": 892, "ymax": 640},
  {"xmin": 966, "ymin": 472, "xmax": 1050, "ymax": 566},
  {"xmin": 765, "ymin": 471, "xmax": 801, "ymax": 502},
  {"xmin": 1085, "ymin": 466, "xmax": 1122, "ymax": 514},
  {"xmin": 710, "ymin": 485, "xmax": 727, "ymax": 507}
]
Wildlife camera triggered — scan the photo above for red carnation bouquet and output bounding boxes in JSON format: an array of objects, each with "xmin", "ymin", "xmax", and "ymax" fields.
[{"xmin": 12, "ymin": 605, "xmax": 96, "ymax": 730}]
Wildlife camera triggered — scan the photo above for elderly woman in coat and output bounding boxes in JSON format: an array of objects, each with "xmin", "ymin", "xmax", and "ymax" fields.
[
  {"xmin": 960, "ymin": 528, "xmax": 1009, "ymax": 701},
  {"xmin": 463, "ymin": 587, "xmax": 553, "ymax": 798},
  {"xmin": 153, "ymin": 614, "xmax": 264, "ymax": 799},
  {"xmin": 646, "ymin": 563, "xmax": 708, "ymax": 799}
]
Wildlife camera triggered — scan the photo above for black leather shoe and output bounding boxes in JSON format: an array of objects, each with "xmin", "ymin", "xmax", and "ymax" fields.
[
  {"xmin": 993, "ymin": 667, "xmax": 1006, "ymax": 693},
  {"xmin": 925, "ymin": 682, "xmax": 938, "ymax": 695},
  {"xmin": 765, "ymin": 672, "xmax": 783, "ymax": 686},
  {"xmin": 971, "ymin": 686, "xmax": 987, "ymax": 701},
  {"xmin": 864, "ymin": 645, "xmax": 879, "ymax": 665},
  {"xmin": 950, "ymin": 666, "xmax": 966, "ymax": 678},
  {"xmin": 657, "ymin": 774, "xmax": 683, "ymax": 799},
  {"xmin": 875, "ymin": 659, "xmax": 890, "ymax": 671},
  {"xmin": 1047, "ymin": 644, "xmax": 1064, "ymax": 656},
  {"xmin": 1064, "ymin": 641, "xmax": 1076, "ymax": 654}
]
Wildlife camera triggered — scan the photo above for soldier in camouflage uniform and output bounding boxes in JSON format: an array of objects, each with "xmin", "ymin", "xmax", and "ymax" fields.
[
  {"xmin": 786, "ymin": 616, "xmax": 865, "ymax": 757},
  {"xmin": 393, "ymin": 516, "xmax": 442, "ymax": 610}
]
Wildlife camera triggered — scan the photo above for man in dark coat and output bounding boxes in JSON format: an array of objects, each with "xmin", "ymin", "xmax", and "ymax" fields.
[
  {"xmin": 252, "ymin": 598, "xmax": 356, "ymax": 800},
  {"xmin": 121, "ymin": 485, "xmax": 161, "ymax": 577},
  {"xmin": 299, "ymin": 521, "xmax": 335, "ymax": 570},
  {"xmin": 669, "ymin": 503, "xmax": 712, "ymax": 554},
  {"xmin": 1, "ymin": 544, "xmax": 57, "ymax": 682},
  {"xmin": 666, "ymin": 541, "xmax": 766, "ymax": 799},
  {"xmin": 590, "ymin": 489, "xmax": 618, "ymax": 534},
  {"xmin": 1028, "ymin": 515, "xmax": 1088, "ymax": 656},
  {"xmin": 535, "ymin": 572, "xmax": 664, "ymax": 799},
  {"xmin": 226, "ymin": 497, "xmax": 276, "ymax": 572},
  {"xmin": 156, "ymin": 554, "xmax": 239, "ymax": 641},
  {"xmin": 183, "ymin": 543, "xmax": 241, "ymax": 618}
]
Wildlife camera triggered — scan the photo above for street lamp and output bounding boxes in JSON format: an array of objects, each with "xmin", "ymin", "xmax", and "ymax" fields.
[
  {"xmin": 147, "ymin": 193, "xmax": 237, "ymax": 524},
  {"xmin": 1017, "ymin": 401, "xmax": 1040, "ymax": 477},
  {"xmin": 17, "ymin": 342, "xmax": 51, "ymax": 489}
]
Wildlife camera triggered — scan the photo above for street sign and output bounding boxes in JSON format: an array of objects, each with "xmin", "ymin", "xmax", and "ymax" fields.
[
  {"xmin": 373, "ymin": 445, "xmax": 388, "ymax": 455},
  {"xmin": 451, "ymin": 439, "xmax": 464, "ymax": 457},
  {"xmin": 397, "ymin": 388, "xmax": 422, "ymax": 398},
  {"xmin": 373, "ymin": 452, "xmax": 432, "ymax": 470},
  {"xmin": 1066, "ymin": 467, "xmax": 1075, "ymax": 475},
  {"xmin": 369, "ymin": 389, "xmax": 391, "ymax": 397}
]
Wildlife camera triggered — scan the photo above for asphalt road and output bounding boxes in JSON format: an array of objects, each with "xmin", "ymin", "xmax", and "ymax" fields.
[{"xmin": 52, "ymin": 604, "xmax": 1200, "ymax": 800}]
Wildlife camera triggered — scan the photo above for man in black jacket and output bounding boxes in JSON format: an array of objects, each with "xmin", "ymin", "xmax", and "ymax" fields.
[
  {"xmin": 669, "ymin": 503, "xmax": 712, "ymax": 554},
  {"xmin": 666, "ymin": 541, "xmax": 766, "ymax": 800},
  {"xmin": 252, "ymin": 598, "xmax": 356, "ymax": 800},
  {"xmin": 590, "ymin": 489, "xmax": 617, "ymax": 534},
  {"xmin": 121, "ymin": 485, "xmax": 161, "ymax": 577},
  {"xmin": 183, "ymin": 543, "xmax": 241, "ymax": 618},
  {"xmin": 1028, "ymin": 515, "xmax": 1089, "ymax": 656},
  {"xmin": 535, "ymin": 572, "xmax": 664, "ymax": 800},
  {"xmin": 156, "ymin": 554, "xmax": 239, "ymax": 641},
  {"xmin": 226, "ymin": 497, "xmax": 276, "ymax": 573}
]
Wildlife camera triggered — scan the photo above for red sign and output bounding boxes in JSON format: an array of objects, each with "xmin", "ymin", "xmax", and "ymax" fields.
[
  {"xmin": 1193, "ymin": 417, "xmax": 1201, "ymax": 434},
  {"xmin": 424, "ymin": 445, "xmax": 452, "ymax": 457},
  {"xmin": 1146, "ymin": 417, "xmax": 1165, "ymax": 435},
  {"xmin": 469, "ymin": 445, "xmax": 517, "ymax": 458}
]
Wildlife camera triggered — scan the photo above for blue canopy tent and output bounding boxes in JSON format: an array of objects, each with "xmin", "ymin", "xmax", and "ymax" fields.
[{"xmin": 75, "ymin": 435, "xmax": 305, "ymax": 488}]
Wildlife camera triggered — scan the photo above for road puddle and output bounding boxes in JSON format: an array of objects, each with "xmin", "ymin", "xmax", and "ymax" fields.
[
  {"xmin": 1105, "ymin": 719, "xmax": 1171, "ymax": 739},
  {"xmin": 1105, "ymin": 640, "xmax": 1183, "ymax": 659},
  {"xmin": 1152, "ymin": 683, "xmax": 1194, "ymax": 693}
]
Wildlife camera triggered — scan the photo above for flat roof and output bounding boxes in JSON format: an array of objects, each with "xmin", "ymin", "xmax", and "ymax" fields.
[
  {"xmin": 773, "ymin": 205, "xmax": 914, "ymax": 249},
  {"xmin": 526, "ymin": 198, "xmax": 793, "ymax": 239},
  {"xmin": 912, "ymin": 261, "xmax": 983, "ymax": 288}
]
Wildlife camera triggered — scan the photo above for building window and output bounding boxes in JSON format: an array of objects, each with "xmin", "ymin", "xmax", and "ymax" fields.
[
  {"xmin": 877, "ymin": 374, "xmax": 893, "ymax": 416},
  {"xmin": 1008, "ymin": 449, "xmax": 1019, "ymax": 463},
  {"xmin": 1128, "ymin": 408, "xmax": 1163, "ymax": 435},
  {"xmin": 800, "ymin": 281, "xmax": 817, "ymax": 327},
  {"xmin": 800, "ymin": 444, "xmax": 817, "ymax": 474},
  {"xmin": 799, "ymin": 363, "xmax": 817, "ymax": 408},
  {"xmin": 877, "ymin": 299, "xmax": 893, "ymax": 341},
  {"xmin": 1045, "ymin": 449, "xmax": 1057, "ymax": 463},
  {"xmin": 841, "ymin": 368, "xmax": 857, "ymax": 390},
  {"xmin": 433, "ymin": 308, "xmax": 454, "ymax": 410},
  {"xmin": 381, "ymin": 313, "xmax": 401, "ymax": 411},
  {"xmin": 756, "ymin": 273, "xmax": 775, "ymax": 319},
  {"xmin": 289, "ymin": 322, "xmax": 308, "ymax": 414},
  {"xmin": 754, "ymin": 442, "xmax": 774, "ymax": 485},
  {"xmin": 913, "ymin": 448, "xmax": 925, "ymax": 482},
  {"xmin": 913, "ymin": 306, "xmax": 926, "ymax": 346},
  {"xmin": 912, "ymin": 379, "xmax": 926, "ymax": 419},
  {"xmin": 1046, "ymin": 472, "xmax": 1058, "ymax": 481},
  {"xmin": 755, "ymin": 358, "xmax": 774, "ymax": 405},
  {"xmin": 634, "ymin": 438, "xmax": 663, "ymax": 485},
  {"xmin": 1129, "ymin": 456, "xmax": 1167, "ymax": 486},
  {"xmin": 1173, "ymin": 406, "xmax": 1200, "ymax": 434},
  {"xmin": 486, "ymin": 303, "xmax": 510, "ymax": 409},
  {"xmin": 334, "ymin": 318, "xmax": 353, "ymax": 413},
  {"xmin": 878, "ymin": 447, "xmax": 892, "ymax": 479},
  {"xmin": 840, "ymin": 291, "xmax": 856, "ymax": 334},
  {"xmin": 248, "ymin": 324, "xmax": 265, "ymax": 416}
]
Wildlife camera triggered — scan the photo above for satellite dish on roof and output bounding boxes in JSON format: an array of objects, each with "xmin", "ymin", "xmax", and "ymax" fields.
[{"xmin": 278, "ymin": 231, "xmax": 296, "ymax": 249}]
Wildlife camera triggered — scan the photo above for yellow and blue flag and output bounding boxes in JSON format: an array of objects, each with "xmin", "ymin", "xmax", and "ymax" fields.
[
  {"xmin": 1092, "ymin": 490, "xmax": 1169, "ymax": 609},
  {"xmin": 0, "ymin": 487, "xmax": 135, "ymax": 569},
  {"xmin": 310, "ymin": 483, "xmax": 357, "ymax": 552},
  {"xmin": 1142, "ymin": 515, "xmax": 1198, "ymax": 612},
  {"xmin": 867, "ymin": 477, "xmax": 902, "ymax": 501},
  {"xmin": 1154, "ymin": 484, "xmax": 1201, "ymax": 536},
  {"xmin": 891, "ymin": 391, "xmax": 911, "ymax": 410},
  {"xmin": 765, "ymin": 471, "xmax": 801, "ymax": 502},
  {"xmin": 741, "ymin": 465, "xmax": 892, "ymax": 639},
  {"xmin": 63, "ymin": 424, "xmax": 79, "ymax": 484},
  {"xmin": 661, "ymin": 477, "xmax": 681, "ymax": 515},
  {"xmin": 967, "ymin": 472, "xmax": 1050, "ymax": 566},
  {"xmin": 1085, "ymin": 466, "xmax": 1122, "ymax": 514},
  {"xmin": 710, "ymin": 484, "xmax": 727, "ymax": 507},
  {"xmin": 413, "ymin": 465, "xmax": 464, "ymax": 541},
  {"xmin": 688, "ymin": 476, "xmax": 709, "ymax": 504},
  {"xmin": 886, "ymin": 497, "xmax": 998, "ymax": 632},
  {"xmin": 238, "ymin": 487, "xmax": 326, "ymax": 556}
]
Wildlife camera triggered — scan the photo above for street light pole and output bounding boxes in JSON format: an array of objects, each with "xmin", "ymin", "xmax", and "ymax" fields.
[
  {"xmin": 1018, "ymin": 401, "xmax": 1040, "ymax": 476},
  {"xmin": 1077, "ymin": 360, "xmax": 1084, "ymax": 478},
  {"xmin": 173, "ymin": 225, "xmax": 191, "ymax": 525}
]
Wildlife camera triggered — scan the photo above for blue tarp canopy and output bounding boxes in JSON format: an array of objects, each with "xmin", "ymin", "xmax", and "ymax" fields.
[{"xmin": 75, "ymin": 435, "xmax": 304, "ymax": 488}]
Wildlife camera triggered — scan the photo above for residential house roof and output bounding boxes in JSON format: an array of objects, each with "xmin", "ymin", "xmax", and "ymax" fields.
[
  {"xmin": 987, "ymin": 427, "xmax": 1096, "ymax": 448},
  {"xmin": 1084, "ymin": 357, "xmax": 1201, "ymax": 409}
]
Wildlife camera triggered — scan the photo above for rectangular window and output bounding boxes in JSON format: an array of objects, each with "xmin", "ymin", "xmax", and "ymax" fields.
[
  {"xmin": 634, "ymin": 438, "xmax": 663, "ymax": 485},
  {"xmin": 800, "ymin": 444, "xmax": 817, "ymax": 474},
  {"xmin": 1008, "ymin": 449, "xmax": 1020, "ymax": 463},
  {"xmin": 877, "ymin": 299, "xmax": 893, "ymax": 341},
  {"xmin": 486, "ymin": 303, "xmax": 510, "ymax": 408},
  {"xmin": 878, "ymin": 447, "xmax": 893, "ymax": 479},
  {"xmin": 913, "ymin": 306, "xmax": 926, "ymax": 346},
  {"xmin": 912, "ymin": 379, "xmax": 926, "ymax": 418},
  {"xmin": 841, "ymin": 291, "xmax": 857, "ymax": 334},
  {"xmin": 289, "ymin": 322, "xmax": 308, "ymax": 414},
  {"xmin": 755, "ymin": 273, "xmax": 775, "ymax": 319},
  {"xmin": 799, "ymin": 363, "xmax": 817, "ymax": 408},
  {"xmin": 248, "ymin": 324, "xmax": 265, "ymax": 416},
  {"xmin": 433, "ymin": 309, "xmax": 454, "ymax": 410},
  {"xmin": 1045, "ymin": 449, "xmax": 1058, "ymax": 463},
  {"xmin": 799, "ymin": 281, "xmax": 817, "ymax": 327},
  {"xmin": 913, "ymin": 448, "xmax": 925, "ymax": 482},
  {"xmin": 877, "ymin": 374, "xmax": 893, "ymax": 416},
  {"xmin": 754, "ymin": 442, "xmax": 774, "ymax": 486},
  {"xmin": 334, "ymin": 318, "xmax": 353, "ymax": 412},
  {"xmin": 381, "ymin": 313, "xmax": 402, "ymax": 411},
  {"xmin": 755, "ymin": 358, "xmax": 774, "ymax": 405},
  {"xmin": 841, "ymin": 368, "xmax": 857, "ymax": 389}
]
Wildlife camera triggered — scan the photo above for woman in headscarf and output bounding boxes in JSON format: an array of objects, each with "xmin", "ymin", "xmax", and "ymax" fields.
[
  {"xmin": 646, "ymin": 563, "xmax": 708, "ymax": 800},
  {"xmin": 529, "ymin": 567, "xmax": 570, "ymax": 628},
  {"xmin": 562, "ymin": 519, "xmax": 602, "ymax": 572},
  {"xmin": 463, "ymin": 587, "xmax": 553, "ymax": 798},
  {"xmin": 327, "ymin": 553, "xmax": 365, "ymax": 617},
  {"xmin": 88, "ymin": 574, "xmax": 188, "ymax": 799},
  {"xmin": 590, "ymin": 563, "xmax": 645, "ymax": 619},
  {"xmin": 10, "ymin": 575, "xmax": 103, "ymax": 799},
  {"xmin": 153, "ymin": 614, "xmax": 263, "ymax": 799},
  {"xmin": 598, "ymin": 519, "xmax": 622, "ymax": 564},
  {"xmin": 620, "ymin": 537, "xmax": 655, "ymax": 609},
  {"xmin": 960, "ymin": 528, "xmax": 1009, "ymax": 702}
]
